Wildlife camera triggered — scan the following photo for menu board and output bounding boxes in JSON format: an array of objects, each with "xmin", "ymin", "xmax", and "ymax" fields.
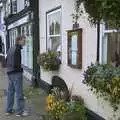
[{"xmin": 68, "ymin": 29, "xmax": 82, "ymax": 69}]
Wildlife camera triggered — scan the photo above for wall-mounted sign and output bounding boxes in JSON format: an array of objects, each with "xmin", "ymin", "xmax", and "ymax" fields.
[{"xmin": 67, "ymin": 29, "xmax": 82, "ymax": 69}]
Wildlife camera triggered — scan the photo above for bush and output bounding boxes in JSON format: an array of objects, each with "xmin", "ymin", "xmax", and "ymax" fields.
[
  {"xmin": 83, "ymin": 63, "xmax": 120, "ymax": 111},
  {"xmin": 37, "ymin": 51, "xmax": 61, "ymax": 71},
  {"xmin": 65, "ymin": 99, "xmax": 87, "ymax": 120}
]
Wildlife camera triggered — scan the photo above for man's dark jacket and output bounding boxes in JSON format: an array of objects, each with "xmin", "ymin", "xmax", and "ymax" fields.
[{"xmin": 6, "ymin": 45, "xmax": 23, "ymax": 74}]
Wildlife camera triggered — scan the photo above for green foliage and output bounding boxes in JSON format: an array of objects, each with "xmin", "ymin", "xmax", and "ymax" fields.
[
  {"xmin": 84, "ymin": 63, "xmax": 120, "ymax": 111},
  {"xmin": 65, "ymin": 100, "xmax": 87, "ymax": 120},
  {"xmin": 71, "ymin": 0, "xmax": 84, "ymax": 24},
  {"xmin": 47, "ymin": 87, "xmax": 87, "ymax": 120},
  {"xmin": 76, "ymin": 0, "xmax": 120, "ymax": 28},
  {"xmin": 23, "ymin": 87, "xmax": 43, "ymax": 110},
  {"xmin": 66, "ymin": 96, "xmax": 87, "ymax": 120},
  {"xmin": 37, "ymin": 51, "xmax": 61, "ymax": 71},
  {"xmin": 24, "ymin": 87, "xmax": 41, "ymax": 99}
]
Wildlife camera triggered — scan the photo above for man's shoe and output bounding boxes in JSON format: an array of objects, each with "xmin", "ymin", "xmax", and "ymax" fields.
[
  {"xmin": 16, "ymin": 111, "xmax": 29, "ymax": 117},
  {"xmin": 5, "ymin": 110, "xmax": 15, "ymax": 116}
]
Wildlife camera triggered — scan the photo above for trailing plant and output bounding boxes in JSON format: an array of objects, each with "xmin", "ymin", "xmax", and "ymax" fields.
[
  {"xmin": 37, "ymin": 51, "xmax": 61, "ymax": 71},
  {"xmin": 83, "ymin": 63, "xmax": 120, "ymax": 111},
  {"xmin": 75, "ymin": 0, "xmax": 120, "ymax": 29},
  {"xmin": 71, "ymin": 0, "xmax": 83, "ymax": 23}
]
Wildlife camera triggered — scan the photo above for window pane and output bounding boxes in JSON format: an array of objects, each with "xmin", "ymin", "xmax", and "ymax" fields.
[
  {"xmin": 71, "ymin": 51, "xmax": 77, "ymax": 65},
  {"xmin": 26, "ymin": 25, "xmax": 29, "ymax": 36},
  {"xmin": 49, "ymin": 22, "xmax": 54, "ymax": 35},
  {"xmin": 12, "ymin": 0, "xmax": 17, "ymax": 14},
  {"xmin": 71, "ymin": 34, "xmax": 78, "ymax": 51},
  {"xmin": 21, "ymin": 24, "xmax": 33, "ymax": 69},
  {"xmin": 55, "ymin": 21, "xmax": 60, "ymax": 34},
  {"xmin": 49, "ymin": 36, "xmax": 61, "ymax": 52},
  {"xmin": 107, "ymin": 32, "xmax": 120, "ymax": 64},
  {"xmin": 9, "ymin": 29, "xmax": 17, "ymax": 47},
  {"xmin": 48, "ymin": 11, "xmax": 61, "ymax": 35},
  {"xmin": 24, "ymin": 0, "xmax": 30, "ymax": 7}
]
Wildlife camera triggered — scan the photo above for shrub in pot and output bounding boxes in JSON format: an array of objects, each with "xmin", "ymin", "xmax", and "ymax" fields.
[{"xmin": 46, "ymin": 87, "xmax": 87, "ymax": 120}]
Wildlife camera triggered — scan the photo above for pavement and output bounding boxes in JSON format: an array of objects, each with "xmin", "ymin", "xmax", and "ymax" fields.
[{"xmin": 0, "ymin": 63, "xmax": 47, "ymax": 120}]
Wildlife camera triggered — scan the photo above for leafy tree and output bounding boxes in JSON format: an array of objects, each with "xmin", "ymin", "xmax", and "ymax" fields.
[{"xmin": 76, "ymin": 0, "xmax": 120, "ymax": 28}]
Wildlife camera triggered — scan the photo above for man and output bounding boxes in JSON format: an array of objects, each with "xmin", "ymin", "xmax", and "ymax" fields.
[{"xmin": 5, "ymin": 36, "xmax": 28, "ymax": 117}]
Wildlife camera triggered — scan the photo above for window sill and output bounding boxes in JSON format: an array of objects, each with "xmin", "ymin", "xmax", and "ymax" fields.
[{"xmin": 68, "ymin": 64, "xmax": 82, "ymax": 69}]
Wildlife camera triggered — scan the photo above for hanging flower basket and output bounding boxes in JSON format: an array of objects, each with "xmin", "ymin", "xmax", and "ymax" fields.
[{"xmin": 37, "ymin": 51, "xmax": 61, "ymax": 71}]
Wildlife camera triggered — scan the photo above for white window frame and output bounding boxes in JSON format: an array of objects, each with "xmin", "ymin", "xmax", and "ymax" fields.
[
  {"xmin": 5, "ymin": 0, "xmax": 11, "ymax": 17},
  {"xmin": 46, "ymin": 7, "xmax": 62, "ymax": 52},
  {"xmin": 24, "ymin": 0, "xmax": 30, "ymax": 8},
  {"xmin": 9, "ymin": 28, "xmax": 18, "ymax": 47},
  {"xmin": 12, "ymin": 0, "xmax": 17, "ymax": 14},
  {"xmin": 99, "ymin": 24, "xmax": 120, "ymax": 64}
]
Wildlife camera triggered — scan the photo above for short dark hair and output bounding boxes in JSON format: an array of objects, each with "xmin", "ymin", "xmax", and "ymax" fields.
[{"xmin": 15, "ymin": 36, "xmax": 25, "ymax": 44}]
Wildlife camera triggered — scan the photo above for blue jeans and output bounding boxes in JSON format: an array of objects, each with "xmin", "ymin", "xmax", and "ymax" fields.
[{"xmin": 6, "ymin": 72, "xmax": 25, "ymax": 114}]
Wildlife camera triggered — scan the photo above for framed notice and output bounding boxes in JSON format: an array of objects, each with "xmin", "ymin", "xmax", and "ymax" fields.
[{"xmin": 67, "ymin": 29, "xmax": 82, "ymax": 69}]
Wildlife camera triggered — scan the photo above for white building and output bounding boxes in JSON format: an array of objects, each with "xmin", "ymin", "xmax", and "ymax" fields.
[
  {"xmin": 0, "ymin": 0, "xmax": 7, "ymax": 59},
  {"xmin": 39, "ymin": 0, "xmax": 120, "ymax": 119}
]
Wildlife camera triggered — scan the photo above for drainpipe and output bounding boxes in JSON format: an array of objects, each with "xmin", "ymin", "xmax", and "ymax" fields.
[
  {"xmin": 97, "ymin": 21, "xmax": 100, "ymax": 62},
  {"xmin": 31, "ymin": 0, "xmax": 40, "ymax": 87}
]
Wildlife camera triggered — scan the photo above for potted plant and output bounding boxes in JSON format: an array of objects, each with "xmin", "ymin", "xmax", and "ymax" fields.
[
  {"xmin": 46, "ymin": 87, "xmax": 87, "ymax": 120},
  {"xmin": 46, "ymin": 93, "xmax": 67, "ymax": 120},
  {"xmin": 37, "ymin": 51, "xmax": 61, "ymax": 71}
]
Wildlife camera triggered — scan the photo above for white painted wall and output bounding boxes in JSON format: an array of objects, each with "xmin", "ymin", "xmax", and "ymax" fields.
[{"xmin": 39, "ymin": 0, "xmax": 120, "ymax": 119}]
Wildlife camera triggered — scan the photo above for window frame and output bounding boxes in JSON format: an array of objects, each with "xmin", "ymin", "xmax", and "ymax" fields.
[
  {"xmin": 20, "ymin": 23, "xmax": 33, "ymax": 69},
  {"xmin": 24, "ymin": 0, "xmax": 30, "ymax": 8},
  {"xmin": 11, "ymin": 0, "xmax": 17, "ymax": 14},
  {"xmin": 99, "ymin": 24, "xmax": 120, "ymax": 64},
  {"xmin": 67, "ymin": 29, "xmax": 82, "ymax": 69},
  {"xmin": 9, "ymin": 28, "xmax": 18, "ymax": 47},
  {"xmin": 5, "ymin": 0, "xmax": 11, "ymax": 17},
  {"xmin": 46, "ymin": 6, "xmax": 62, "ymax": 52}
]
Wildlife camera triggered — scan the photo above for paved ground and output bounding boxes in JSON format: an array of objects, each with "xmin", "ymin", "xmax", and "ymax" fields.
[{"xmin": 0, "ymin": 63, "xmax": 47, "ymax": 120}]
